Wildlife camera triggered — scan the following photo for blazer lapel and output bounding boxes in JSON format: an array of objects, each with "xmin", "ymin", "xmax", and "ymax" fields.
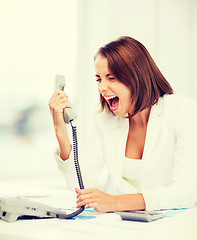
[
  {"xmin": 142, "ymin": 97, "xmax": 164, "ymax": 162},
  {"xmin": 114, "ymin": 117, "xmax": 129, "ymax": 179}
]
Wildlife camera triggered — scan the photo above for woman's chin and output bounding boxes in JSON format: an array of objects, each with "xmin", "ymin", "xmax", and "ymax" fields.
[{"xmin": 112, "ymin": 109, "xmax": 127, "ymax": 117}]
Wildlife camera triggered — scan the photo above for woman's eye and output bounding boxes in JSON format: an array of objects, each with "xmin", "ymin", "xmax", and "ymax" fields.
[
  {"xmin": 96, "ymin": 79, "xmax": 101, "ymax": 83},
  {"xmin": 109, "ymin": 77, "xmax": 115, "ymax": 81}
]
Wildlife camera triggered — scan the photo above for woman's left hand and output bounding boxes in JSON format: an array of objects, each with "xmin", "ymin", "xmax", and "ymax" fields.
[{"xmin": 75, "ymin": 188, "xmax": 119, "ymax": 212}]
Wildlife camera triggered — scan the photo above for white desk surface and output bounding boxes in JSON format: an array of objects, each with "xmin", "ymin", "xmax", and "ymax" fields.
[{"xmin": 0, "ymin": 183, "xmax": 197, "ymax": 240}]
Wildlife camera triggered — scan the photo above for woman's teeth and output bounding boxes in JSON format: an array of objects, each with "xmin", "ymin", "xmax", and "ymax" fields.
[{"xmin": 105, "ymin": 96, "xmax": 117, "ymax": 100}]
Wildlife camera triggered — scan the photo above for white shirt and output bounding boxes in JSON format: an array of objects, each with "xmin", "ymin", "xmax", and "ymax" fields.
[{"xmin": 122, "ymin": 157, "xmax": 142, "ymax": 191}]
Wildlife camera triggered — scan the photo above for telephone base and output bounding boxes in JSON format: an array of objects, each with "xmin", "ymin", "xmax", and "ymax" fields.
[{"xmin": 0, "ymin": 196, "xmax": 78, "ymax": 222}]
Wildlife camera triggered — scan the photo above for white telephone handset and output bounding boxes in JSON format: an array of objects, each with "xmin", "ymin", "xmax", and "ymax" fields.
[{"xmin": 55, "ymin": 75, "xmax": 77, "ymax": 124}]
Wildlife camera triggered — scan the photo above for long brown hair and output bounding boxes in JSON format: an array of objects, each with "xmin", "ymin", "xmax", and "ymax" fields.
[{"xmin": 95, "ymin": 36, "xmax": 173, "ymax": 116}]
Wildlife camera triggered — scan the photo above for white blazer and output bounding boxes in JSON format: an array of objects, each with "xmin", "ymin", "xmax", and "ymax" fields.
[{"xmin": 55, "ymin": 94, "xmax": 197, "ymax": 211}]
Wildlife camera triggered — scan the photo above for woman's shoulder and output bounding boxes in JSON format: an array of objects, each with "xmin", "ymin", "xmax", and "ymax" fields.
[
  {"xmin": 161, "ymin": 94, "xmax": 197, "ymax": 121},
  {"xmin": 93, "ymin": 110, "xmax": 125, "ymax": 129},
  {"xmin": 162, "ymin": 93, "xmax": 197, "ymax": 109}
]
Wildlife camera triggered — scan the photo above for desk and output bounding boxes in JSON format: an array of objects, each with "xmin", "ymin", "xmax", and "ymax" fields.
[{"xmin": 0, "ymin": 185, "xmax": 197, "ymax": 240}]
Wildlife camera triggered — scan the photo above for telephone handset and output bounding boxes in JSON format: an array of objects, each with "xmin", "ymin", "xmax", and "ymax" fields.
[
  {"xmin": 0, "ymin": 76, "xmax": 85, "ymax": 222},
  {"xmin": 55, "ymin": 75, "xmax": 77, "ymax": 124}
]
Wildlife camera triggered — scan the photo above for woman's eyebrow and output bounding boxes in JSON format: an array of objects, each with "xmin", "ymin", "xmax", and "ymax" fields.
[
  {"xmin": 95, "ymin": 73, "xmax": 113, "ymax": 78},
  {"xmin": 106, "ymin": 74, "xmax": 112, "ymax": 77}
]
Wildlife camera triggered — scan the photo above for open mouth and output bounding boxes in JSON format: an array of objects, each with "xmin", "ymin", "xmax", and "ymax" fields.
[{"xmin": 105, "ymin": 96, "xmax": 119, "ymax": 111}]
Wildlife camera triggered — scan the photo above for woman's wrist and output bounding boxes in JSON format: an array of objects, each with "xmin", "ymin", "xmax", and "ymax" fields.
[
  {"xmin": 114, "ymin": 193, "xmax": 146, "ymax": 211},
  {"xmin": 55, "ymin": 125, "xmax": 67, "ymax": 137},
  {"xmin": 55, "ymin": 126, "xmax": 72, "ymax": 161}
]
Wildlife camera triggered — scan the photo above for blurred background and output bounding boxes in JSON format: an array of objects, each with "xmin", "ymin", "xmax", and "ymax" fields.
[{"xmin": 0, "ymin": 0, "xmax": 197, "ymax": 192}]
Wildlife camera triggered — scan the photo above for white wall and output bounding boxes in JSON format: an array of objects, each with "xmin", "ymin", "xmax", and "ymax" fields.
[{"xmin": 0, "ymin": 0, "xmax": 78, "ymax": 187}]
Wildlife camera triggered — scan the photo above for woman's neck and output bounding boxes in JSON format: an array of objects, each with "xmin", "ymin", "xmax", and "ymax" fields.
[{"xmin": 129, "ymin": 107, "xmax": 151, "ymax": 127}]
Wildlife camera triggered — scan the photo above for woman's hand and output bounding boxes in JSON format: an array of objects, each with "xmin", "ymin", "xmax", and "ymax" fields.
[
  {"xmin": 48, "ymin": 90, "xmax": 72, "ymax": 131},
  {"xmin": 75, "ymin": 188, "xmax": 146, "ymax": 213},
  {"xmin": 75, "ymin": 188, "xmax": 119, "ymax": 212}
]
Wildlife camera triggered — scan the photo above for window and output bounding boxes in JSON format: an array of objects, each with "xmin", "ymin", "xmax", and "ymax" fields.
[{"xmin": 0, "ymin": 0, "xmax": 78, "ymax": 185}]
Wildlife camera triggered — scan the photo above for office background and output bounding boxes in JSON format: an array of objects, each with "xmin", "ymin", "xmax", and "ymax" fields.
[{"xmin": 0, "ymin": 0, "xmax": 197, "ymax": 189}]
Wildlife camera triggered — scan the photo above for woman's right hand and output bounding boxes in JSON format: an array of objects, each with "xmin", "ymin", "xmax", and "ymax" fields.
[
  {"xmin": 48, "ymin": 89, "xmax": 72, "ymax": 131},
  {"xmin": 48, "ymin": 90, "xmax": 72, "ymax": 160}
]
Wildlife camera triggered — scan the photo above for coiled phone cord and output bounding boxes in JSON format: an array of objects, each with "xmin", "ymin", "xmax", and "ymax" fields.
[
  {"xmin": 70, "ymin": 121, "xmax": 85, "ymax": 190},
  {"xmin": 58, "ymin": 121, "xmax": 85, "ymax": 219}
]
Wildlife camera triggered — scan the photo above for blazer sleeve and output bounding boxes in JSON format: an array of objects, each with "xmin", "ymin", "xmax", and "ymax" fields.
[
  {"xmin": 54, "ymin": 114, "xmax": 107, "ymax": 192},
  {"xmin": 142, "ymin": 97, "xmax": 197, "ymax": 210}
]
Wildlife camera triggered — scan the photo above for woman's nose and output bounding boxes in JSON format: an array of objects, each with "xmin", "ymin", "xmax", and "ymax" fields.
[{"xmin": 98, "ymin": 80, "xmax": 108, "ymax": 94}]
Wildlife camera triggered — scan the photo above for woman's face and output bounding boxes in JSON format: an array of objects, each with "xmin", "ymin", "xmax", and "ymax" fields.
[{"xmin": 95, "ymin": 55, "xmax": 133, "ymax": 116}]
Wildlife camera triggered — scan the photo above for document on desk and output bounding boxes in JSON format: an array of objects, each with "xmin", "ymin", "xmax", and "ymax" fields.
[{"xmin": 65, "ymin": 209, "xmax": 158, "ymax": 232}]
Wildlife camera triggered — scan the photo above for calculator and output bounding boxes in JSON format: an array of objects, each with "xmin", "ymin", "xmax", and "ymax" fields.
[{"xmin": 116, "ymin": 210, "xmax": 165, "ymax": 222}]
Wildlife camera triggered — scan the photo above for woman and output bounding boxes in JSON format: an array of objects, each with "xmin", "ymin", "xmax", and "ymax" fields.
[{"xmin": 49, "ymin": 36, "xmax": 197, "ymax": 212}]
